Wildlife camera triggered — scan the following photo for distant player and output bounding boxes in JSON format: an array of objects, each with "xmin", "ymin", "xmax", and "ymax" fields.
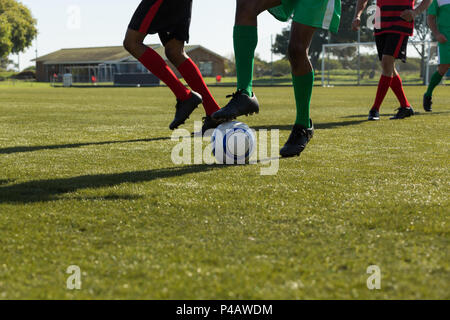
[
  {"xmin": 212, "ymin": 0, "xmax": 341, "ymax": 158},
  {"xmin": 124, "ymin": 0, "xmax": 222, "ymax": 133},
  {"xmin": 423, "ymin": 0, "xmax": 450, "ymax": 112},
  {"xmin": 353, "ymin": 0, "xmax": 432, "ymax": 120}
]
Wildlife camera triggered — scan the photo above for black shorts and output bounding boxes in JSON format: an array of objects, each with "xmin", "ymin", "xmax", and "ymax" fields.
[
  {"xmin": 128, "ymin": 0, "xmax": 193, "ymax": 44},
  {"xmin": 375, "ymin": 33, "xmax": 409, "ymax": 63}
]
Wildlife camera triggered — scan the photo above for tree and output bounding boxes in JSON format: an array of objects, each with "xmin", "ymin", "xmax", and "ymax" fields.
[
  {"xmin": 0, "ymin": 56, "xmax": 14, "ymax": 70},
  {"xmin": 0, "ymin": 0, "xmax": 37, "ymax": 57},
  {"xmin": 272, "ymin": 0, "xmax": 373, "ymax": 68},
  {"xmin": 272, "ymin": 27, "xmax": 290, "ymax": 57},
  {"xmin": 0, "ymin": 14, "xmax": 12, "ymax": 58}
]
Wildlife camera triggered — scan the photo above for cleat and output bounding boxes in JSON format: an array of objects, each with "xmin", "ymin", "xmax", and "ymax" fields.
[
  {"xmin": 368, "ymin": 109, "xmax": 380, "ymax": 121},
  {"xmin": 169, "ymin": 91, "xmax": 203, "ymax": 130},
  {"xmin": 280, "ymin": 120, "xmax": 314, "ymax": 158},
  {"xmin": 201, "ymin": 115, "xmax": 225, "ymax": 135},
  {"xmin": 390, "ymin": 106, "xmax": 414, "ymax": 120},
  {"xmin": 211, "ymin": 90, "xmax": 259, "ymax": 121},
  {"xmin": 423, "ymin": 94, "xmax": 432, "ymax": 112}
]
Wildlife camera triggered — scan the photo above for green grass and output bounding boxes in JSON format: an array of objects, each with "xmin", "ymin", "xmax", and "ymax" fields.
[
  {"xmin": 0, "ymin": 71, "xmax": 16, "ymax": 78},
  {"xmin": 0, "ymin": 85, "xmax": 449, "ymax": 299},
  {"xmin": 0, "ymin": 80, "xmax": 51, "ymax": 88}
]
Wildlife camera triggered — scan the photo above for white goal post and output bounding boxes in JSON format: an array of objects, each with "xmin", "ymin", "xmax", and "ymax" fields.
[{"xmin": 320, "ymin": 41, "xmax": 443, "ymax": 87}]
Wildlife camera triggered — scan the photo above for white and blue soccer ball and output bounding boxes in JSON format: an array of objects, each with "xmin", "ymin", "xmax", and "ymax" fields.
[{"xmin": 211, "ymin": 121, "xmax": 256, "ymax": 164}]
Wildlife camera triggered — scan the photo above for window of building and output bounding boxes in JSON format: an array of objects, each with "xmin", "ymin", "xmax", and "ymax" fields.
[{"xmin": 198, "ymin": 61, "xmax": 213, "ymax": 76}]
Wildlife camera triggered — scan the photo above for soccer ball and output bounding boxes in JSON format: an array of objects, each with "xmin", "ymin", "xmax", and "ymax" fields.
[{"xmin": 211, "ymin": 121, "xmax": 256, "ymax": 164}]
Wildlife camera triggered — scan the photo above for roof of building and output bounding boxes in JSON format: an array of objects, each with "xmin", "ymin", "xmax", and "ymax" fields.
[{"xmin": 34, "ymin": 44, "xmax": 226, "ymax": 65}]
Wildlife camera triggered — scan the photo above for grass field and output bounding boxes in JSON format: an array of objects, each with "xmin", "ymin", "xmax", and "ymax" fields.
[{"xmin": 0, "ymin": 84, "xmax": 449, "ymax": 299}]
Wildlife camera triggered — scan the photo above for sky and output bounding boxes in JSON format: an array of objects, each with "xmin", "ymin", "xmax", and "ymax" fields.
[{"xmin": 14, "ymin": 0, "xmax": 290, "ymax": 71}]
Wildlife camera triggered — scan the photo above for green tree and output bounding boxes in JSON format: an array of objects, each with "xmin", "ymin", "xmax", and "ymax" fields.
[
  {"xmin": 0, "ymin": 0, "xmax": 37, "ymax": 57},
  {"xmin": 0, "ymin": 56, "xmax": 14, "ymax": 70},
  {"xmin": 0, "ymin": 14, "xmax": 12, "ymax": 58}
]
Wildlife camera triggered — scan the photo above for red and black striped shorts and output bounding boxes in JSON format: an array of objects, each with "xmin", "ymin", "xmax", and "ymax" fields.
[{"xmin": 128, "ymin": 0, "xmax": 192, "ymax": 44}]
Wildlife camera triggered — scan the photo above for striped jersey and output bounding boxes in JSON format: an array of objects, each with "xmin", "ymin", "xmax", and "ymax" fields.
[{"xmin": 375, "ymin": 0, "xmax": 416, "ymax": 36}]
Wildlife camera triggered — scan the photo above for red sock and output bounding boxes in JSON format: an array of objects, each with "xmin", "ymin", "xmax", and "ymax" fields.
[
  {"xmin": 138, "ymin": 48, "xmax": 191, "ymax": 101},
  {"xmin": 177, "ymin": 59, "xmax": 220, "ymax": 115},
  {"xmin": 372, "ymin": 75, "xmax": 393, "ymax": 111},
  {"xmin": 390, "ymin": 74, "xmax": 410, "ymax": 108}
]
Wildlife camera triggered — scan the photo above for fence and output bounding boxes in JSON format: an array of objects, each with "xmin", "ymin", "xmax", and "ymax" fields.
[
  {"xmin": 51, "ymin": 62, "xmax": 149, "ymax": 84},
  {"xmin": 320, "ymin": 41, "xmax": 446, "ymax": 87}
]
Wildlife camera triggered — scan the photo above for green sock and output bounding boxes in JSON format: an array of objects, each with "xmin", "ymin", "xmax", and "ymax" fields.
[
  {"xmin": 233, "ymin": 25, "xmax": 258, "ymax": 96},
  {"xmin": 425, "ymin": 71, "xmax": 443, "ymax": 97},
  {"xmin": 293, "ymin": 72, "xmax": 314, "ymax": 128}
]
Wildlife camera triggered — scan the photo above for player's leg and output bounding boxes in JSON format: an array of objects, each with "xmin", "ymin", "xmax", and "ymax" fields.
[
  {"xmin": 278, "ymin": 0, "xmax": 341, "ymax": 157},
  {"xmin": 368, "ymin": 53, "xmax": 394, "ymax": 120},
  {"xmin": 390, "ymin": 66, "xmax": 411, "ymax": 110},
  {"xmin": 124, "ymin": 0, "xmax": 203, "ymax": 130},
  {"xmin": 424, "ymin": 62, "xmax": 450, "ymax": 112},
  {"xmin": 280, "ymin": 22, "xmax": 316, "ymax": 158},
  {"xmin": 289, "ymin": 22, "xmax": 315, "ymax": 129},
  {"xmin": 212, "ymin": 0, "xmax": 281, "ymax": 121},
  {"xmin": 424, "ymin": 38, "xmax": 450, "ymax": 111},
  {"xmin": 164, "ymin": 39, "xmax": 222, "ymax": 133},
  {"xmin": 377, "ymin": 35, "xmax": 414, "ymax": 120},
  {"xmin": 123, "ymin": 31, "xmax": 190, "ymax": 104},
  {"xmin": 233, "ymin": 0, "xmax": 281, "ymax": 95}
]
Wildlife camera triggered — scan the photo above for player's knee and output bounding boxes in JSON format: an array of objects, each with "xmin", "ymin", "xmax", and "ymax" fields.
[
  {"xmin": 439, "ymin": 64, "xmax": 450, "ymax": 75},
  {"xmin": 165, "ymin": 46, "xmax": 184, "ymax": 65},
  {"xmin": 381, "ymin": 59, "xmax": 394, "ymax": 76},
  {"xmin": 288, "ymin": 42, "xmax": 308, "ymax": 64},
  {"xmin": 123, "ymin": 37, "xmax": 137, "ymax": 55},
  {"xmin": 236, "ymin": 0, "xmax": 258, "ymax": 18}
]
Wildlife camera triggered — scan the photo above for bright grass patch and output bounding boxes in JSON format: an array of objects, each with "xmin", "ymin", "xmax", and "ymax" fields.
[{"xmin": 0, "ymin": 85, "xmax": 448, "ymax": 299}]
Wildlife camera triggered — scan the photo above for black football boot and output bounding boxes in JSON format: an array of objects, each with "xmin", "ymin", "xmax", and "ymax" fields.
[
  {"xmin": 368, "ymin": 109, "xmax": 380, "ymax": 121},
  {"xmin": 280, "ymin": 120, "xmax": 314, "ymax": 158},
  {"xmin": 423, "ymin": 94, "xmax": 432, "ymax": 112},
  {"xmin": 201, "ymin": 115, "xmax": 225, "ymax": 135},
  {"xmin": 390, "ymin": 106, "xmax": 414, "ymax": 120},
  {"xmin": 211, "ymin": 90, "xmax": 259, "ymax": 121},
  {"xmin": 169, "ymin": 91, "xmax": 203, "ymax": 130}
]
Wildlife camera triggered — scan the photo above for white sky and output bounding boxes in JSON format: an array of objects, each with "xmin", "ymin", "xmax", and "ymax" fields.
[{"xmin": 14, "ymin": 0, "xmax": 289, "ymax": 70}]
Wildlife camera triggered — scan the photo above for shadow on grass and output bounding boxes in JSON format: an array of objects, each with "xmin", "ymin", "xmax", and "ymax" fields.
[
  {"xmin": 0, "ymin": 164, "xmax": 222, "ymax": 204},
  {"xmin": 341, "ymin": 110, "xmax": 450, "ymax": 119},
  {"xmin": 0, "ymin": 137, "xmax": 171, "ymax": 155},
  {"xmin": 0, "ymin": 179, "xmax": 15, "ymax": 186},
  {"xmin": 68, "ymin": 194, "xmax": 145, "ymax": 201},
  {"xmin": 252, "ymin": 120, "xmax": 367, "ymax": 131}
]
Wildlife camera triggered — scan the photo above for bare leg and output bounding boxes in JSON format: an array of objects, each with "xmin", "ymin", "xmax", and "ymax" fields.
[
  {"xmin": 288, "ymin": 22, "xmax": 316, "ymax": 76},
  {"xmin": 381, "ymin": 55, "xmax": 396, "ymax": 77},
  {"xmin": 164, "ymin": 39, "xmax": 189, "ymax": 68},
  {"xmin": 235, "ymin": 0, "xmax": 281, "ymax": 25},
  {"xmin": 438, "ymin": 64, "xmax": 450, "ymax": 76},
  {"xmin": 123, "ymin": 28, "xmax": 148, "ymax": 59}
]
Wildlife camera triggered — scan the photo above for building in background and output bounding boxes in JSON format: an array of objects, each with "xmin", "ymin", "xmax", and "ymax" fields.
[{"xmin": 34, "ymin": 44, "xmax": 227, "ymax": 83}]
